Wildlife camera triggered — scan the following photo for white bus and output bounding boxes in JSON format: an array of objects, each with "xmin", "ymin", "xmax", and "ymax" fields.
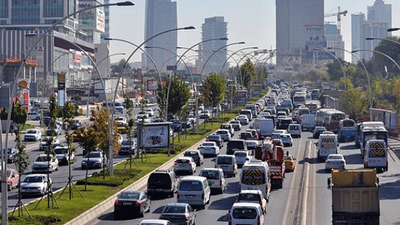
[
  {"xmin": 239, "ymin": 159, "xmax": 271, "ymax": 201},
  {"xmin": 292, "ymin": 93, "xmax": 306, "ymax": 107}
]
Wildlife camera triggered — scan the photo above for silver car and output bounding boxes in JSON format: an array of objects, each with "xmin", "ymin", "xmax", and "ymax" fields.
[
  {"xmin": 173, "ymin": 157, "xmax": 196, "ymax": 175},
  {"xmin": 199, "ymin": 168, "xmax": 226, "ymax": 194},
  {"xmin": 215, "ymin": 129, "xmax": 231, "ymax": 142}
]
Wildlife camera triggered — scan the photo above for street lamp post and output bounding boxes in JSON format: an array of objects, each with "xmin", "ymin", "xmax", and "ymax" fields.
[
  {"xmin": 176, "ymin": 47, "xmax": 215, "ymax": 73},
  {"xmin": 1, "ymin": 2, "xmax": 134, "ymax": 223},
  {"xmin": 105, "ymin": 26, "xmax": 195, "ymax": 174},
  {"xmin": 313, "ymin": 48, "xmax": 347, "ymax": 90}
]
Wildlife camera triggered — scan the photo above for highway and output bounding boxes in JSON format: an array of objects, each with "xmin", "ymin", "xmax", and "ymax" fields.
[
  {"xmin": 0, "ymin": 106, "xmax": 151, "ymax": 211},
  {"xmin": 87, "ymin": 118, "xmax": 310, "ymax": 225}
]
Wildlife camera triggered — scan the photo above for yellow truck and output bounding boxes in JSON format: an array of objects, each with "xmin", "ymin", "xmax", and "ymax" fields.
[{"xmin": 328, "ymin": 169, "xmax": 380, "ymax": 225}]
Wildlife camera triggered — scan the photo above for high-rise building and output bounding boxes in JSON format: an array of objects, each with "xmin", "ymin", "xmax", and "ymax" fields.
[
  {"xmin": 351, "ymin": 0, "xmax": 391, "ymax": 62},
  {"xmin": 276, "ymin": 0, "xmax": 325, "ymax": 67},
  {"xmin": 143, "ymin": 0, "xmax": 177, "ymax": 73},
  {"xmin": 324, "ymin": 23, "xmax": 344, "ymax": 60},
  {"xmin": 201, "ymin": 16, "xmax": 228, "ymax": 76},
  {"xmin": 78, "ymin": 0, "xmax": 105, "ymax": 45}
]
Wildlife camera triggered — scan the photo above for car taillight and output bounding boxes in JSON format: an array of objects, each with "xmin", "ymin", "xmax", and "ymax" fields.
[
  {"xmin": 177, "ymin": 193, "xmax": 180, "ymax": 199},
  {"xmin": 238, "ymin": 185, "xmax": 241, "ymax": 192},
  {"xmin": 188, "ymin": 162, "xmax": 192, "ymax": 166},
  {"xmin": 159, "ymin": 215, "xmax": 165, "ymax": 219},
  {"xmin": 258, "ymin": 215, "xmax": 261, "ymax": 225},
  {"xmin": 114, "ymin": 200, "xmax": 119, "ymax": 205},
  {"xmin": 259, "ymin": 201, "xmax": 263, "ymax": 206},
  {"xmin": 184, "ymin": 215, "xmax": 190, "ymax": 221},
  {"xmin": 201, "ymin": 193, "xmax": 204, "ymax": 200},
  {"xmin": 135, "ymin": 201, "xmax": 142, "ymax": 206}
]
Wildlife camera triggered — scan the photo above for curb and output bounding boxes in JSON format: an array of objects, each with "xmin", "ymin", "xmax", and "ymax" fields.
[
  {"xmin": 64, "ymin": 137, "xmax": 205, "ymax": 225},
  {"xmin": 297, "ymin": 140, "xmax": 311, "ymax": 225}
]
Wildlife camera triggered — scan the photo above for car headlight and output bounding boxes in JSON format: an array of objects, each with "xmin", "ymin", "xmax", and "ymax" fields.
[{"xmin": 82, "ymin": 161, "xmax": 87, "ymax": 165}]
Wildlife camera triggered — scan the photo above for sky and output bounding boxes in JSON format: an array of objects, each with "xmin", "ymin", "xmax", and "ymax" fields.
[{"xmin": 108, "ymin": 0, "xmax": 400, "ymax": 64}]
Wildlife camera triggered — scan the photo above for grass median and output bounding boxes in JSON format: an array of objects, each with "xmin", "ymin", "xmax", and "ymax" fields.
[{"xmin": 6, "ymin": 113, "xmax": 238, "ymax": 225}]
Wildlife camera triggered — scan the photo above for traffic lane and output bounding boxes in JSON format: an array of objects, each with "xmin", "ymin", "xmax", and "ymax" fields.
[{"xmin": 90, "ymin": 119, "xmax": 306, "ymax": 225}]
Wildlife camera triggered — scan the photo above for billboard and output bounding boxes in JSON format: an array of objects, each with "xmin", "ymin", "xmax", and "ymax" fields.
[
  {"xmin": 141, "ymin": 123, "xmax": 171, "ymax": 148},
  {"xmin": 304, "ymin": 25, "xmax": 326, "ymax": 51},
  {"xmin": 147, "ymin": 80, "xmax": 158, "ymax": 91},
  {"xmin": 95, "ymin": 8, "xmax": 105, "ymax": 33}
]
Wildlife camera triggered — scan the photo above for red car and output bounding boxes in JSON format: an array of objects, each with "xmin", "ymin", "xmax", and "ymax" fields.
[
  {"xmin": 246, "ymin": 129, "xmax": 259, "ymax": 140},
  {"xmin": 0, "ymin": 168, "xmax": 19, "ymax": 191}
]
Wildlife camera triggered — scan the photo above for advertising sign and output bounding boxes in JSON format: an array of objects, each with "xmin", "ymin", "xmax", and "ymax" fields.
[
  {"xmin": 73, "ymin": 51, "xmax": 82, "ymax": 64},
  {"xmin": 147, "ymin": 80, "xmax": 158, "ymax": 91},
  {"xmin": 95, "ymin": 8, "xmax": 105, "ymax": 32},
  {"xmin": 58, "ymin": 73, "xmax": 66, "ymax": 89},
  {"xmin": 142, "ymin": 123, "xmax": 170, "ymax": 148}
]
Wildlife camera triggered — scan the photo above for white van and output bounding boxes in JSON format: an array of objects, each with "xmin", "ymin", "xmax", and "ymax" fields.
[
  {"xmin": 240, "ymin": 109, "xmax": 253, "ymax": 121},
  {"xmin": 199, "ymin": 168, "xmax": 226, "ymax": 193},
  {"xmin": 363, "ymin": 139, "xmax": 388, "ymax": 172},
  {"xmin": 239, "ymin": 159, "xmax": 270, "ymax": 201},
  {"xmin": 253, "ymin": 118, "xmax": 274, "ymax": 139},
  {"xmin": 317, "ymin": 133, "xmax": 338, "ymax": 161},
  {"xmin": 245, "ymin": 104, "xmax": 258, "ymax": 117},
  {"xmin": 287, "ymin": 124, "xmax": 301, "ymax": 138},
  {"xmin": 215, "ymin": 155, "xmax": 238, "ymax": 177},
  {"xmin": 177, "ymin": 176, "xmax": 211, "ymax": 208},
  {"xmin": 229, "ymin": 202, "xmax": 265, "ymax": 225}
]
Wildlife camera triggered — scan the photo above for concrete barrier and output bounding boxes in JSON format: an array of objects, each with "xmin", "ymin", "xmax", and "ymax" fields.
[{"xmin": 65, "ymin": 137, "xmax": 205, "ymax": 225}]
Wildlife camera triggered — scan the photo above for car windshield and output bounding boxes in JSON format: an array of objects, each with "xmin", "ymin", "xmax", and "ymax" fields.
[
  {"xmin": 24, "ymin": 176, "xmax": 43, "ymax": 183},
  {"xmin": 238, "ymin": 193, "xmax": 261, "ymax": 201},
  {"xmin": 35, "ymin": 155, "xmax": 50, "ymax": 162},
  {"xmin": 176, "ymin": 159, "xmax": 190, "ymax": 163},
  {"xmin": 221, "ymin": 125, "xmax": 230, "ymax": 129},
  {"xmin": 54, "ymin": 148, "xmax": 67, "ymax": 154},
  {"xmin": 228, "ymin": 141, "xmax": 244, "ymax": 149},
  {"xmin": 217, "ymin": 157, "xmax": 232, "ymax": 164},
  {"xmin": 118, "ymin": 192, "xmax": 140, "ymax": 200},
  {"xmin": 200, "ymin": 171, "xmax": 219, "ymax": 180},
  {"xmin": 86, "ymin": 152, "xmax": 101, "ymax": 158},
  {"xmin": 328, "ymin": 155, "xmax": 343, "ymax": 160},
  {"xmin": 208, "ymin": 135, "xmax": 219, "ymax": 140},
  {"xmin": 234, "ymin": 152, "xmax": 247, "ymax": 157},
  {"xmin": 184, "ymin": 151, "xmax": 198, "ymax": 157},
  {"xmin": 202, "ymin": 142, "xmax": 215, "ymax": 147},
  {"xmin": 27, "ymin": 130, "xmax": 37, "ymax": 134},
  {"xmin": 122, "ymin": 141, "xmax": 134, "ymax": 145},
  {"xmin": 179, "ymin": 181, "xmax": 202, "ymax": 191},
  {"xmin": 232, "ymin": 208, "xmax": 257, "ymax": 219},
  {"xmin": 163, "ymin": 205, "xmax": 185, "ymax": 213}
]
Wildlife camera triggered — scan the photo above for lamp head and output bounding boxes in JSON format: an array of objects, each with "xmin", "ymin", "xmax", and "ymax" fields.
[
  {"xmin": 327, "ymin": 47, "xmax": 333, "ymax": 50},
  {"xmin": 388, "ymin": 28, "xmax": 400, "ymax": 32},
  {"xmin": 252, "ymin": 47, "xmax": 258, "ymax": 49},
  {"xmin": 365, "ymin": 37, "xmax": 375, "ymax": 40},
  {"xmin": 351, "ymin": 50, "xmax": 358, "ymax": 53},
  {"xmin": 238, "ymin": 41, "xmax": 245, "ymax": 44},
  {"xmin": 116, "ymin": 1, "xmax": 135, "ymax": 6},
  {"xmin": 144, "ymin": 46, "xmax": 151, "ymax": 49},
  {"xmin": 220, "ymin": 37, "xmax": 229, "ymax": 41},
  {"xmin": 103, "ymin": 37, "xmax": 112, "ymax": 41},
  {"xmin": 183, "ymin": 26, "xmax": 195, "ymax": 30}
]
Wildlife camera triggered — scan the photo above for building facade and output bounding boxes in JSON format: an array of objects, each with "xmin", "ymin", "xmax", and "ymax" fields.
[
  {"xmin": 276, "ymin": 0, "xmax": 325, "ymax": 67},
  {"xmin": 324, "ymin": 23, "xmax": 344, "ymax": 60},
  {"xmin": 200, "ymin": 16, "xmax": 228, "ymax": 76},
  {"xmin": 143, "ymin": 0, "xmax": 177, "ymax": 73}
]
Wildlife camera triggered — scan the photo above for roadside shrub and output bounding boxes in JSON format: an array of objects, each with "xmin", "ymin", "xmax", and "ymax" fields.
[{"xmin": 76, "ymin": 169, "xmax": 141, "ymax": 187}]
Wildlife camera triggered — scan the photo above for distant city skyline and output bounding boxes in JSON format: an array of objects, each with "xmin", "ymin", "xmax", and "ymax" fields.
[{"xmin": 108, "ymin": 0, "xmax": 400, "ymax": 64}]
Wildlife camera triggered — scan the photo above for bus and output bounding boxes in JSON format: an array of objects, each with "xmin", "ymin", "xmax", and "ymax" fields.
[
  {"xmin": 360, "ymin": 122, "xmax": 388, "ymax": 156},
  {"xmin": 323, "ymin": 110, "xmax": 346, "ymax": 133},
  {"xmin": 315, "ymin": 108, "xmax": 334, "ymax": 126}
]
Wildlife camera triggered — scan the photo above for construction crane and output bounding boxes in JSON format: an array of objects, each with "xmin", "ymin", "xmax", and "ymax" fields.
[{"xmin": 324, "ymin": 7, "xmax": 348, "ymax": 35}]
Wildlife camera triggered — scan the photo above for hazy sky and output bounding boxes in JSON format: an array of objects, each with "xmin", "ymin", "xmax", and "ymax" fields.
[{"xmin": 108, "ymin": 0, "xmax": 400, "ymax": 64}]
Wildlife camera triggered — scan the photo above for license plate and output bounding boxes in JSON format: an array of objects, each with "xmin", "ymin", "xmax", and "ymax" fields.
[
  {"xmin": 123, "ymin": 202, "xmax": 132, "ymax": 205},
  {"xmin": 370, "ymin": 160, "xmax": 375, "ymax": 163},
  {"xmin": 186, "ymin": 195, "xmax": 195, "ymax": 199}
]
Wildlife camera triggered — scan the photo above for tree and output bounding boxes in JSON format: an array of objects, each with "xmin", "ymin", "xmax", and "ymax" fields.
[
  {"xmin": 123, "ymin": 93, "xmax": 136, "ymax": 168},
  {"xmin": 326, "ymin": 58, "xmax": 349, "ymax": 81},
  {"xmin": 373, "ymin": 36, "xmax": 400, "ymax": 78},
  {"xmin": 201, "ymin": 73, "xmax": 226, "ymax": 109},
  {"xmin": 157, "ymin": 74, "xmax": 191, "ymax": 118},
  {"xmin": 239, "ymin": 59, "xmax": 256, "ymax": 90},
  {"xmin": 11, "ymin": 99, "xmax": 30, "ymax": 218},
  {"xmin": 339, "ymin": 78, "xmax": 369, "ymax": 119}
]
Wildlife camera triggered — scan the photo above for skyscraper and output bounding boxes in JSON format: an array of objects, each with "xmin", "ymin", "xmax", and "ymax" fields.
[
  {"xmin": 201, "ymin": 16, "xmax": 228, "ymax": 76},
  {"xmin": 143, "ymin": 0, "xmax": 177, "ymax": 73},
  {"xmin": 324, "ymin": 23, "xmax": 344, "ymax": 60},
  {"xmin": 351, "ymin": 0, "xmax": 392, "ymax": 62},
  {"xmin": 276, "ymin": 0, "xmax": 325, "ymax": 67}
]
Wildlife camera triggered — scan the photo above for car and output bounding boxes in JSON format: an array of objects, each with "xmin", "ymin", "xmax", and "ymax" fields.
[
  {"xmin": 236, "ymin": 190, "xmax": 267, "ymax": 214},
  {"xmin": 183, "ymin": 150, "xmax": 204, "ymax": 166},
  {"xmin": 39, "ymin": 137, "xmax": 60, "ymax": 151},
  {"xmin": 136, "ymin": 113, "xmax": 151, "ymax": 123},
  {"xmin": 171, "ymin": 119, "xmax": 183, "ymax": 132},
  {"xmin": 198, "ymin": 141, "xmax": 220, "ymax": 157},
  {"xmin": 187, "ymin": 114, "xmax": 197, "ymax": 125},
  {"xmin": 46, "ymin": 125, "xmax": 62, "ymax": 136},
  {"xmin": 325, "ymin": 154, "xmax": 346, "ymax": 172},
  {"xmin": 116, "ymin": 121, "xmax": 130, "ymax": 134},
  {"xmin": 119, "ymin": 139, "xmax": 137, "ymax": 155},
  {"xmin": 284, "ymin": 154, "xmax": 296, "ymax": 172},
  {"xmin": 237, "ymin": 115, "xmax": 249, "ymax": 125},
  {"xmin": 199, "ymin": 110, "xmax": 211, "ymax": 119},
  {"xmin": 176, "ymin": 176, "xmax": 211, "ymax": 208},
  {"xmin": 114, "ymin": 191, "xmax": 151, "ymax": 219},
  {"xmin": 220, "ymin": 124, "xmax": 234, "ymax": 136},
  {"xmin": 7, "ymin": 147, "xmax": 18, "ymax": 163},
  {"xmin": 206, "ymin": 134, "xmax": 223, "ymax": 148},
  {"xmin": 229, "ymin": 202, "xmax": 265, "ymax": 225},
  {"xmin": 81, "ymin": 151, "xmax": 105, "ymax": 169},
  {"xmin": 139, "ymin": 219, "xmax": 172, "ymax": 225},
  {"xmin": 271, "ymin": 129, "xmax": 288, "ymax": 139},
  {"xmin": 246, "ymin": 129, "xmax": 259, "ymax": 140},
  {"xmin": 24, "ymin": 129, "xmax": 42, "ymax": 141},
  {"xmin": 159, "ymin": 203, "xmax": 196, "ymax": 225},
  {"xmin": 145, "ymin": 108, "xmax": 155, "ymax": 117},
  {"xmin": 279, "ymin": 133, "xmax": 293, "ymax": 147},
  {"xmin": 239, "ymin": 132, "xmax": 256, "ymax": 140},
  {"xmin": 287, "ymin": 124, "xmax": 301, "ymax": 138},
  {"xmin": 147, "ymin": 170, "xmax": 177, "ymax": 198},
  {"xmin": 31, "ymin": 154, "xmax": 59, "ymax": 173},
  {"xmin": 0, "ymin": 168, "xmax": 19, "ymax": 191},
  {"xmin": 234, "ymin": 150, "xmax": 252, "ymax": 167},
  {"xmin": 245, "ymin": 140, "xmax": 259, "ymax": 150},
  {"xmin": 70, "ymin": 120, "xmax": 82, "ymax": 130},
  {"xmin": 27, "ymin": 112, "xmax": 41, "ymax": 120},
  {"xmin": 313, "ymin": 126, "xmax": 327, "ymax": 138},
  {"xmin": 215, "ymin": 129, "xmax": 231, "ymax": 142},
  {"xmin": 199, "ymin": 168, "xmax": 226, "ymax": 194},
  {"xmin": 54, "ymin": 145, "xmax": 75, "ymax": 165},
  {"xmin": 180, "ymin": 119, "xmax": 192, "ymax": 129},
  {"xmin": 229, "ymin": 120, "xmax": 242, "ymax": 131},
  {"xmin": 173, "ymin": 157, "xmax": 196, "ymax": 175},
  {"xmin": 20, "ymin": 174, "xmax": 52, "ymax": 197}
]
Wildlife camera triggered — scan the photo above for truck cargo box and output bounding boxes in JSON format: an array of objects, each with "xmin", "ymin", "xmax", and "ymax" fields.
[
  {"xmin": 332, "ymin": 169, "xmax": 377, "ymax": 188},
  {"xmin": 332, "ymin": 187, "xmax": 379, "ymax": 213}
]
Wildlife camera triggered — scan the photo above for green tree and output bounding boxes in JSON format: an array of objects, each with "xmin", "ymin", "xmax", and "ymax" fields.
[
  {"xmin": 239, "ymin": 59, "xmax": 256, "ymax": 90},
  {"xmin": 123, "ymin": 93, "xmax": 136, "ymax": 168},
  {"xmin": 157, "ymin": 74, "xmax": 191, "ymax": 118},
  {"xmin": 373, "ymin": 36, "xmax": 400, "ymax": 78},
  {"xmin": 339, "ymin": 78, "xmax": 369, "ymax": 119},
  {"xmin": 201, "ymin": 73, "xmax": 226, "ymax": 109},
  {"xmin": 326, "ymin": 58, "xmax": 349, "ymax": 81}
]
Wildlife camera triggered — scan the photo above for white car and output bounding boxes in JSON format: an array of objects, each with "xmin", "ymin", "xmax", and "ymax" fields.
[
  {"xmin": 24, "ymin": 129, "xmax": 42, "ymax": 141},
  {"xmin": 173, "ymin": 156, "xmax": 196, "ymax": 175},
  {"xmin": 199, "ymin": 168, "xmax": 226, "ymax": 194},
  {"xmin": 27, "ymin": 112, "xmax": 41, "ymax": 120},
  {"xmin": 198, "ymin": 141, "xmax": 220, "ymax": 157},
  {"xmin": 54, "ymin": 145, "xmax": 75, "ymax": 165},
  {"xmin": 139, "ymin": 219, "xmax": 172, "ymax": 225},
  {"xmin": 325, "ymin": 154, "xmax": 346, "ymax": 172},
  {"xmin": 229, "ymin": 120, "xmax": 242, "ymax": 131},
  {"xmin": 236, "ymin": 190, "xmax": 267, "ymax": 214},
  {"xmin": 234, "ymin": 150, "xmax": 252, "ymax": 167},
  {"xmin": 119, "ymin": 139, "xmax": 137, "ymax": 155},
  {"xmin": 20, "ymin": 174, "xmax": 52, "ymax": 197},
  {"xmin": 199, "ymin": 110, "xmax": 211, "ymax": 119},
  {"xmin": 81, "ymin": 151, "xmax": 105, "ymax": 169},
  {"xmin": 115, "ymin": 116, "xmax": 127, "ymax": 124},
  {"xmin": 136, "ymin": 114, "xmax": 151, "ymax": 123},
  {"xmin": 229, "ymin": 202, "xmax": 265, "ymax": 225},
  {"xmin": 39, "ymin": 137, "xmax": 60, "ymax": 151},
  {"xmin": 271, "ymin": 129, "xmax": 288, "ymax": 139},
  {"xmin": 245, "ymin": 140, "xmax": 259, "ymax": 150},
  {"xmin": 237, "ymin": 115, "xmax": 249, "ymax": 125},
  {"xmin": 279, "ymin": 133, "xmax": 293, "ymax": 147},
  {"xmin": 32, "ymin": 154, "xmax": 59, "ymax": 173},
  {"xmin": 215, "ymin": 129, "xmax": 231, "ymax": 142},
  {"xmin": 145, "ymin": 108, "xmax": 155, "ymax": 117}
]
